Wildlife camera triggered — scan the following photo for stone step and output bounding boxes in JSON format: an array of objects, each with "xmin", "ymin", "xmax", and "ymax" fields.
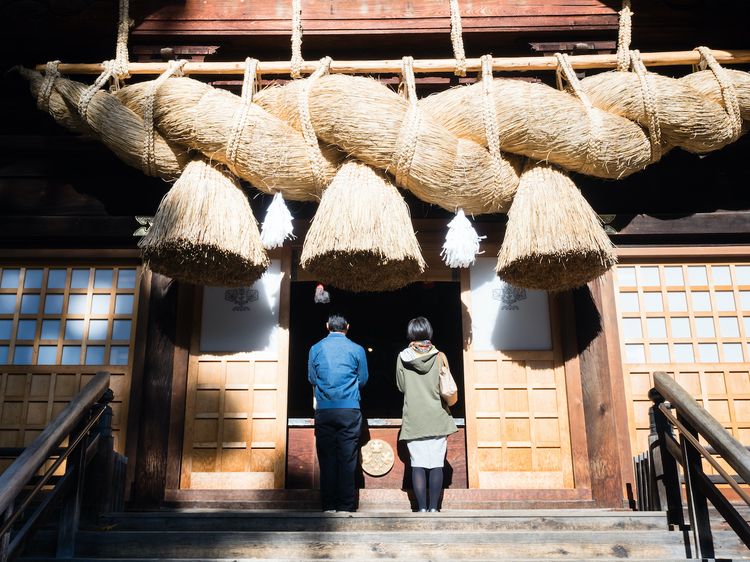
[
  {"xmin": 20, "ymin": 558, "xmax": 698, "ymax": 562},
  {"xmin": 92, "ymin": 509, "xmax": 668, "ymax": 533},
  {"xmin": 24, "ymin": 529, "xmax": 690, "ymax": 560}
]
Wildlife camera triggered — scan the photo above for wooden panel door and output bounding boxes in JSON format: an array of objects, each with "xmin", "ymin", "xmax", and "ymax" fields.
[
  {"xmin": 180, "ymin": 256, "xmax": 290, "ymax": 489},
  {"xmin": 461, "ymin": 258, "xmax": 582, "ymax": 490}
]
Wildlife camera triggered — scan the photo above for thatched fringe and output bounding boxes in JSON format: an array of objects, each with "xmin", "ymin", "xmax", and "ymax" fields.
[
  {"xmin": 253, "ymin": 74, "xmax": 522, "ymax": 214},
  {"xmin": 419, "ymin": 77, "xmax": 652, "ymax": 180},
  {"xmin": 300, "ymin": 160, "xmax": 426, "ymax": 292},
  {"xmin": 496, "ymin": 161, "xmax": 617, "ymax": 291},
  {"xmin": 140, "ymin": 157, "xmax": 269, "ymax": 287},
  {"xmin": 115, "ymin": 77, "xmax": 342, "ymax": 201}
]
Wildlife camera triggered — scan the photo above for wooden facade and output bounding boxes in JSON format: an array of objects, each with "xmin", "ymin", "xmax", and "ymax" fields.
[{"xmin": 1, "ymin": 0, "xmax": 749, "ymax": 511}]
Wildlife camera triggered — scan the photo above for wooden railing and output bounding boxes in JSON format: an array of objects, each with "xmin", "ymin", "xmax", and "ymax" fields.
[
  {"xmin": 634, "ymin": 371, "xmax": 750, "ymax": 559},
  {"xmin": 0, "ymin": 371, "xmax": 121, "ymax": 561}
]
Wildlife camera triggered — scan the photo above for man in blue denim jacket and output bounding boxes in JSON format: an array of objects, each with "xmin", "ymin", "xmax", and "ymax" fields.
[{"xmin": 308, "ymin": 314, "xmax": 369, "ymax": 512}]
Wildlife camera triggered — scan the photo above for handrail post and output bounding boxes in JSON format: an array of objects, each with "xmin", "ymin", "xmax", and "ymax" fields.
[
  {"xmin": 647, "ymin": 388, "xmax": 684, "ymax": 527},
  {"xmin": 679, "ymin": 411, "xmax": 715, "ymax": 559},
  {"xmin": 56, "ymin": 415, "xmax": 90, "ymax": 558},
  {"xmin": 84, "ymin": 388, "xmax": 116, "ymax": 518},
  {"xmin": 1, "ymin": 505, "xmax": 10, "ymax": 562}
]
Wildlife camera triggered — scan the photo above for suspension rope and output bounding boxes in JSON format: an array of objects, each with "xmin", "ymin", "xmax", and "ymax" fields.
[
  {"xmin": 290, "ymin": 0, "xmax": 304, "ymax": 78},
  {"xmin": 449, "ymin": 0, "xmax": 467, "ymax": 77}
]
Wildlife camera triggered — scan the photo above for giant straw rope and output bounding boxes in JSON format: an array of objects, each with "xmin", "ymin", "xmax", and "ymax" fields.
[{"xmin": 15, "ymin": 0, "xmax": 750, "ymax": 290}]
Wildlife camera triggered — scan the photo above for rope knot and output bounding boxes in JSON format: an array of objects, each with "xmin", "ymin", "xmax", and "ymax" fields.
[
  {"xmin": 695, "ymin": 46, "xmax": 743, "ymax": 141},
  {"xmin": 37, "ymin": 60, "xmax": 61, "ymax": 112}
]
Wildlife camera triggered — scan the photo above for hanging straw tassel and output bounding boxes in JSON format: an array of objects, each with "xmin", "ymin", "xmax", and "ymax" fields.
[
  {"xmin": 441, "ymin": 209, "xmax": 485, "ymax": 268},
  {"xmin": 496, "ymin": 160, "xmax": 617, "ymax": 291},
  {"xmin": 261, "ymin": 192, "xmax": 296, "ymax": 249},
  {"xmin": 140, "ymin": 156, "xmax": 270, "ymax": 286},
  {"xmin": 301, "ymin": 160, "xmax": 425, "ymax": 292}
]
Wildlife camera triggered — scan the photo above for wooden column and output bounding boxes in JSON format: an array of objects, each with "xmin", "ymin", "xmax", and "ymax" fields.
[
  {"xmin": 572, "ymin": 272, "xmax": 633, "ymax": 507},
  {"xmin": 131, "ymin": 273, "xmax": 179, "ymax": 508}
]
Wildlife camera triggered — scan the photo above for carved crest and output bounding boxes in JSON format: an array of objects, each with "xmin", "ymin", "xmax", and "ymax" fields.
[
  {"xmin": 360, "ymin": 439, "xmax": 395, "ymax": 477},
  {"xmin": 492, "ymin": 284, "xmax": 527, "ymax": 310},
  {"xmin": 224, "ymin": 288, "xmax": 259, "ymax": 311}
]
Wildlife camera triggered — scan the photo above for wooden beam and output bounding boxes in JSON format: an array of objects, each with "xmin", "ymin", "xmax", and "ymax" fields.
[
  {"xmin": 33, "ymin": 49, "xmax": 750, "ymax": 76},
  {"xmin": 131, "ymin": 273, "xmax": 179, "ymax": 508}
]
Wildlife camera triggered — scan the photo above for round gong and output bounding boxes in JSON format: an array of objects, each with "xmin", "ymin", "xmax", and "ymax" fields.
[{"xmin": 360, "ymin": 438, "xmax": 395, "ymax": 476}]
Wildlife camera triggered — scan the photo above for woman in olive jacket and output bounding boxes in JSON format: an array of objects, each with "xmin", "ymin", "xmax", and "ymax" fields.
[{"xmin": 397, "ymin": 316, "xmax": 457, "ymax": 512}]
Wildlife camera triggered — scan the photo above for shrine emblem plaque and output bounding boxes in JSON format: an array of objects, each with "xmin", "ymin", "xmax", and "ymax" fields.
[{"xmin": 360, "ymin": 439, "xmax": 395, "ymax": 476}]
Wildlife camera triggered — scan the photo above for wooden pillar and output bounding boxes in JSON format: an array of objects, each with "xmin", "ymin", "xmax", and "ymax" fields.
[
  {"xmin": 131, "ymin": 273, "xmax": 179, "ymax": 508},
  {"xmin": 572, "ymin": 272, "xmax": 633, "ymax": 507}
]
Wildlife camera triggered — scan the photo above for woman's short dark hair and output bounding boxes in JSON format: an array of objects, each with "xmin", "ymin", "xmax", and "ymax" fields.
[
  {"xmin": 407, "ymin": 316, "xmax": 433, "ymax": 341},
  {"xmin": 327, "ymin": 314, "xmax": 348, "ymax": 333}
]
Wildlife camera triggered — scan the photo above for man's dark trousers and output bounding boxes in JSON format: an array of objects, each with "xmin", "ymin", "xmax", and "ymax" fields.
[{"xmin": 314, "ymin": 408, "xmax": 362, "ymax": 511}]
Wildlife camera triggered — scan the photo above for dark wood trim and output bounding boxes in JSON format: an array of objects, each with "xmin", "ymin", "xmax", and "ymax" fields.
[
  {"xmin": 130, "ymin": 273, "xmax": 179, "ymax": 508},
  {"xmin": 572, "ymin": 277, "xmax": 628, "ymax": 508},
  {"xmin": 613, "ymin": 212, "xmax": 750, "ymax": 238},
  {"xmin": 557, "ymin": 292, "xmax": 593, "ymax": 496},
  {"xmin": 124, "ymin": 269, "xmax": 153, "ymax": 502},
  {"xmin": 598, "ymin": 271, "xmax": 636, "ymax": 497},
  {"xmin": 0, "ymin": 217, "xmax": 143, "ymax": 243},
  {"xmin": 164, "ymin": 283, "xmax": 195, "ymax": 492},
  {"xmin": 0, "ymin": 249, "xmax": 140, "ymax": 260}
]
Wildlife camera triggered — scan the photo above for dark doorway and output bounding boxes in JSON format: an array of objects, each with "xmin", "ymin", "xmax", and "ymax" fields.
[{"xmin": 288, "ymin": 281, "xmax": 465, "ymax": 420}]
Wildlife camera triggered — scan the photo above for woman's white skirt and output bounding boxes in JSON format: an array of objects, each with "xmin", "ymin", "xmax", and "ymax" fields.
[{"xmin": 406, "ymin": 436, "xmax": 448, "ymax": 469}]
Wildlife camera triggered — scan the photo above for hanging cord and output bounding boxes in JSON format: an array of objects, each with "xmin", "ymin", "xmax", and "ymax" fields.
[
  {"xmin": 616, "ymin": 0, "xmax": 633, "ymax": 72},
  {"xmin": 449, "ymin": 0, "xmax": 467, "ymax": 77},
  {"xmin": 297, "ymin": 56, "xmax": 332, "ymax": 189},
  {"xmin": 393, "ymin": 56, "xmax": 422, "ymax": 187},
  {"xmin": 290, "ymin": 0, "xmax": 304, "ymax": 78},
  {"xmin": 142, "ymin": 59, "xmax": 187, "ymax": 176},
  {"xmin": 480, "ymin": 55, "xmax": 506, "ymax": 178},
  {"xmin": 555, "ymin": 52, "xmax": 602, "ymax": 170},
  {"xmin": 78, "ymin": 60, "xmax": 117, "ymax": 122},
  {"xmin": 226, "ymin": 57, "xmax": 260, "ymax": 169},
  {"xmin": 114, "ymin": 0, "xmax": 132, "ymax": 80},
  {"xmin": 695, "ymin": 46, "xmax": 743, "ymax": 142},
  {"xmin": 629, "ymin": 49, "xmax": 662, "ymax": 162},
  {"xmin": 37, "ymin": 60, "xmax": 61, "ymax": 112}
]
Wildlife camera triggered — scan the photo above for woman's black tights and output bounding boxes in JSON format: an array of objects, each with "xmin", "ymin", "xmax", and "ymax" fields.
[{"xmin": 412, "ymin": 467, "xmax": 444, "ymax": 511}]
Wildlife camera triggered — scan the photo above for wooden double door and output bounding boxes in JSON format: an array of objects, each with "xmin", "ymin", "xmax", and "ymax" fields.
[{"xmin": 176, "ymin": 255, "xmax": 589, "ymax": 497}]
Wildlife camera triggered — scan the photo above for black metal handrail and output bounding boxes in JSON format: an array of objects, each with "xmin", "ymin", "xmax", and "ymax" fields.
[
  {"xmin": 634, "ymin": 371, "xmax": 750, "ymax": 559},
  {"xmin": 0, "ymin": 371, "xmax": 116, "ymax": 561}
]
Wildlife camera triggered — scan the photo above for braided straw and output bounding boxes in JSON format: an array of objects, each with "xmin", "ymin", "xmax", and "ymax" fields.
[
  {"xmin": 449, "ymin": 0, "xmax": 467, "ymax": 77},
  {"xmin": 114, "ymin": 0, "xmax": 131, "ymax": 78},
  {"xmin": 555, "ymin": 52, "xmax": 602, "ymax": 169},
  {"xmin": 78, "ymin": 60, "xmax": 116, "ymax": 121},
  {"xmin": 695, "ymin": 46, "xmax": 743, "ymax": 141},
  {"xmin": 480, "ymin": 54, "xmax": 507, "ymax": 185},
  {"xmin": 290, "ymin": 0, "xmax": 303, "ymax": 78},
  {"xmin": 143, "ymin": 60, "xmax": 186, "ymax": 176},
  {"xmin": 616, "ymin": 0, "xmax": 633, "ymax": 72},
  {"xmin": 37, "ymin": 60, "xmax": 61, "ymax": 112},
  {"xmin": 298, "ymin": 57, "xmax": 333, "ymax": 190},
  {"xmin": 394, "ymin": 56, "xmax": 423, "ymax": 187},
  {"xmin": 226, "ymin": 57, "xmax": 260, "ymax": 168},
  {"xmin": 629, "ymin": 50, "xmax": 662, "ymax": 162}
]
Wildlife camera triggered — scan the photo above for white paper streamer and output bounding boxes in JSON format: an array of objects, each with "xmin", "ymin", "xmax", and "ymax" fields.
[
  {"xmin": 440, "ymin": 208, "xmax": 485, "ymax": 268},
  {"xmin": 260, "ymin": 192, "xmax": 295, "ymax": 249}
]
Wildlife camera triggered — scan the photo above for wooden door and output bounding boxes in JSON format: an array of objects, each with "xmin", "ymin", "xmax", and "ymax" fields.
[
  {"xmin": 461, "ymin": 258, "xmax": 584, "ymax": 490},
  {"xmin": 180, "ymin": 255, "xmax": 290, "ymax": 489}
]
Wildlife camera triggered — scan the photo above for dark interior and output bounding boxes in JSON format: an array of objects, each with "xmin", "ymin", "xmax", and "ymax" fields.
[{"xmin": 288, "ymin": 281, "xmax": 465, "ymax": 420}]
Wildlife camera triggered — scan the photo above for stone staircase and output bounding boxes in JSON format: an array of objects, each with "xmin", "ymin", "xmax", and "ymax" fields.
[{"xmin": 18, "ymin": 508, "xmax": 750, "ymax": 561}]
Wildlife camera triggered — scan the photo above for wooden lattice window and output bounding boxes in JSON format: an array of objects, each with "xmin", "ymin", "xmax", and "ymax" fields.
[
  {"xmin": 0, "ymin": 265, "xmax": 141, "ymax": 472},
  {"xmin": 614, "ymin": 261, "xmax": 750, "ymax": 466}
]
